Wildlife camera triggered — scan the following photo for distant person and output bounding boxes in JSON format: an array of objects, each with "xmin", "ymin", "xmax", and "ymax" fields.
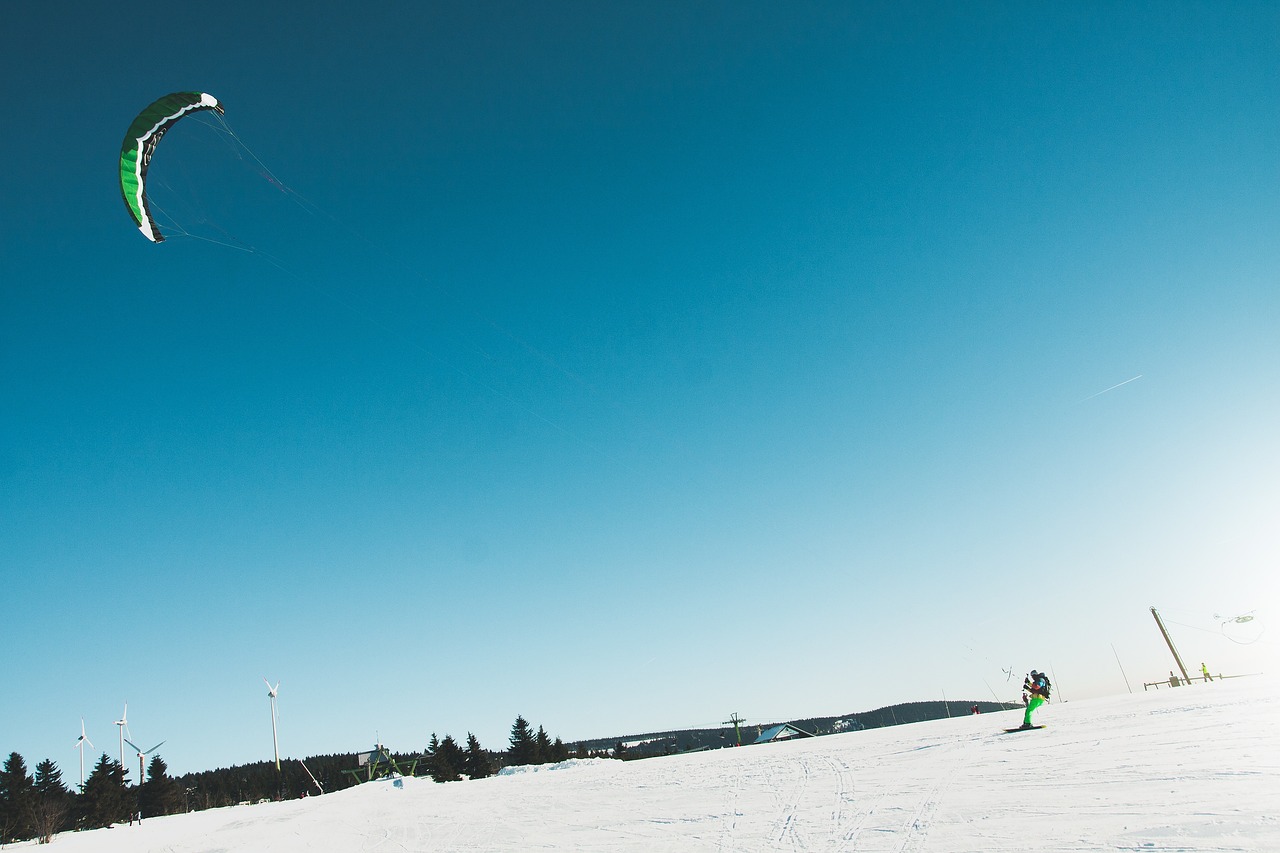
[
  {"xmin": 1201, "ymin": 662, "xmax": 1213, "ymax": 682},
  {"xmin": 971, "ymin": 705, "xmax": 981, "ymax": 715},
  {"xmin": 1019, "ymin": 670, "xmax": 1051, "ymax": 729}
]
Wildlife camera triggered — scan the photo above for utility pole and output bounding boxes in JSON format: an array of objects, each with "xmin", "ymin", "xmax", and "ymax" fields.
[
  {"xmin": 1150, "ymin": 607, "xmax": 1191, "ymax": 684},
  {"xmin": 724, "ymin": 713, "xmax": 745, "ymax": 746}
]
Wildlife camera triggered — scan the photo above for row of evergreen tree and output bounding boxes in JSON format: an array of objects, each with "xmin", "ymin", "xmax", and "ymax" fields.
[
  {"xmin": 0, "ymin": 715, "xmax": 592, "ymax": 844},
  {"xmin": 0, "ymin": 750, "xmax": 185, "ymax": 844}
]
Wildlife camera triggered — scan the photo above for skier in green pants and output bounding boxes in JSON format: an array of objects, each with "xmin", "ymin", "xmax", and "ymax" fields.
[{"xmin": 1021, "ymin": 670, "xmax": 1051, "ymax": 728}]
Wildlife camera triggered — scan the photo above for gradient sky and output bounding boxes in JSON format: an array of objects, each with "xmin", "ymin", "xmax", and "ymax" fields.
[{"xmin": 3, "ymin": 1, "xmax": 1278, "ymax": 778}]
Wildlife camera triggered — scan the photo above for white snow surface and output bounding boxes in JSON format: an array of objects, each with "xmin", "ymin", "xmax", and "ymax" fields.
[{"xmin": 31, "ymin": 677, "xmax": 1279, "ymax": 851}]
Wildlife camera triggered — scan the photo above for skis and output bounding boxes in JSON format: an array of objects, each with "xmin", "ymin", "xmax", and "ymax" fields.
[{"xmin": 1001, "ymin": 725, "xmax": 1046, "ymax": 733}]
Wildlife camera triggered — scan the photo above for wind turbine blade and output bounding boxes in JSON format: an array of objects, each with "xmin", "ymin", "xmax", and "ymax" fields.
[
  {"xmin": 85, "ymin": 736, "xmax": 94, "ymax": 749},
  {"xmin": 124, "ymin": 738, "xmax": 142, "ymax": 753},
  {"xmin": 145, "ymin": 741, "xmax": 166, "ymax": 754}
]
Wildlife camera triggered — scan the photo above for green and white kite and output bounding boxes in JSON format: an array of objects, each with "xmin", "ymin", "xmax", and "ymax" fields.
[{"xmin": 118, "ymin": 92, "xmax": 223, "ymax": 242}]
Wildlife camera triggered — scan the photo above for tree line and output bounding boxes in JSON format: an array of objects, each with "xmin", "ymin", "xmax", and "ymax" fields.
[
  {"xmin": 4, "ymin": 698, "xmax": 1018, "ymax": 842},
  {"xmin": 0, "ymin": 750, "xmax": 184, "ymax": 845},
  {"xmin": 0, "ymin": 714, "xmax": 594, "ymax": 844}
]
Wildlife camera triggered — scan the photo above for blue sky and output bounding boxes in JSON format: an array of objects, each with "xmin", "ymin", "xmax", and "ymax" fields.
[{"xmin": 3, "ymin": 2, "xmax": 1278, "ymax": 777}]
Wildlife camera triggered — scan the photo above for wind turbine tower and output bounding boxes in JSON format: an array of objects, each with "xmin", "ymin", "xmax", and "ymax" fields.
[
  {"xmin": 264, "ymin": 678, "xmax": 281, "ymax": 772},
  {"xmin": 124, "ymin": 737, "xmax": 166, "ymax": 786},
  {"xmin": 114, "ymin": 702, "xmax": 129, "ymax": 780},
  {"xmin": 74, "ymin": 719, "xmax": 94, "ymax": 789}
]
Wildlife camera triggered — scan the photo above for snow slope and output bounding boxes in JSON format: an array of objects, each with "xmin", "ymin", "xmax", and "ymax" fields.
[{"xmin": 33, "ymin": 677, "xmax": 1278, "ymax": 851}]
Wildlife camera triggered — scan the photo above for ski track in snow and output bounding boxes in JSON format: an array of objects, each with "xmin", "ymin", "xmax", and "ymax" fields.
[{"xmin": 22, "ymin": 678, "xmax": 1280, "ymax": 852}]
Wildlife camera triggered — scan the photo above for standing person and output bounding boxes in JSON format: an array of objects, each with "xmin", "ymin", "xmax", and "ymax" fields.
[
  {"xmin": 1201, "ymin": 662, "xmax": 1213, "ymax": 682},
  {"xmin": 1020, "ymin": 670, "xmax": 1051, "ymax": 729}
]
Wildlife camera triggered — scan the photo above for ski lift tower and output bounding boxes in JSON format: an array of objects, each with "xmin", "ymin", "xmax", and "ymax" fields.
[{"xmin": 724, "ymin": 713, "xmax": 746, "ymax": 746}]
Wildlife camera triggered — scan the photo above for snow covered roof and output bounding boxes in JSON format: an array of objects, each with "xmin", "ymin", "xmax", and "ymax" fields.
[{"xmin": 752, "ymin": 723, "xmax": 815, "ymax": 744}]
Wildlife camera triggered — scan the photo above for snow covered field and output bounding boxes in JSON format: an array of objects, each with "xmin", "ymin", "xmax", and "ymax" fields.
[{"xmin": 32, "ymin": 677, "xmax": 1278, "ymax": 852}]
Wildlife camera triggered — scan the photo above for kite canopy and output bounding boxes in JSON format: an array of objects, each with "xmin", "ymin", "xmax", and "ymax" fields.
[{"xmin": 119, "ymin": 92, "xmax": 223, "ymax": 243}]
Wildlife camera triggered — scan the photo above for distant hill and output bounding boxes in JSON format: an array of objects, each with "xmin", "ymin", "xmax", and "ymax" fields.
[
  {"xmin": 568, "ymin": 700, "xmax": 1019, "ymax": 758},
  {"xmin": 168, "ymin": 701, "xmax": 1020, "ymax": 807}
]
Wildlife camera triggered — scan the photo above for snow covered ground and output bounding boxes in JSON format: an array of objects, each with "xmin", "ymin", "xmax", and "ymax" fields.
[{"xmin": 31, "ymin": 676, "xmax": 1279, "ymax": 851}]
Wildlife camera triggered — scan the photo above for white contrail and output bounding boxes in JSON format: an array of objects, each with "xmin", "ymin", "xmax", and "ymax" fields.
[{"xmin": 1081, "ymin": 374, "xmax": 1144, "ymax": 402}]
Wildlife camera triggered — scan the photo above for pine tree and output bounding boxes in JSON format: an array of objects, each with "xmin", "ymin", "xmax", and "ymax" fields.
[
  {"xmin": 463, "ymin": 733, "xmax": 493, "ymax": 780},
  {"xmin": 534, "ymin": 726, "xmax": 552, "ymax": 764},
  {"xmin": 0, "ymin": 751, "xmax": 35, "ymax": 843},
  {"xmin": 32, "ymin": 760, "xmax": 66, "ymax": 798},
  {"xmin": 30, "ymin": 759, "xmax": 71, "ymax": 843},
  {"xmin": 139, "ymin": 755, "xmax": 183, "ymax": 817},
  {"xmin": 508, "ymin": 716, "xmax": 537, "ymax": 766},
  {"xmin": 80, "ymin": 754, "xmax": 131, "ymax": 829},
  {"xmin": 442, "ymin": 736, "xmax": 466, "ymax": 779},
  {"xmin": 427, "ymin": 735, "xmax": 464, "ymax": 783},
  {"xmin": 550, "ymin": 737, "xmax": 569, "ymax": 763}
]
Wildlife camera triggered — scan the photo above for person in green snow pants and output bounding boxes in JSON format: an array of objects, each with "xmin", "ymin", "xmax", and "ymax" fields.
[
  {"xmin": 1023, "ymin": 670, "xmax": 1050, "ymax": 727},
  {"xmin": 1023, "ymin": 694, "xmax": 1045, "ymax": 727}
]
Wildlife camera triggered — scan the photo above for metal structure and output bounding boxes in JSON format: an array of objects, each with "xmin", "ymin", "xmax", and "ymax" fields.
[
  {"xmin": 1150, "ymin": 607, "xmax": 1191, "ymax": 684},
  {"xmin": 299, "ymin": 759, "xmax": 324, "ymax": 794},
  {"xmin": 723, "ymin": 713, "xmax": 746, "ymax": 746},
  {"xmin": 74, "ymin": 719, "xmax": 94, "ymax": 789},
  {"xmin": 124, "ymin": 737, "xmax": 166, "ymax": 785},
  {"xmin": 342, "ymin": 744, "xmax": 420, "ymax": 783},
  {"xmin": 114, "ymin": 702, "xmax": 129, "ymax": 780},
  {"xmin": 264, "ymin": 679, "xmax": 281, "ymax": 772}
]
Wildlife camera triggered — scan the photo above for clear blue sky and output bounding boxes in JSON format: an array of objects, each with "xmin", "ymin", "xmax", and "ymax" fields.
[{"xmin": 3, "ymin": 1, "xmax": 1277, "ymax": 777}]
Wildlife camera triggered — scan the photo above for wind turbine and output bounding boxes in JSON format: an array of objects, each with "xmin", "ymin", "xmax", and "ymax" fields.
[
  {"xmin": 264, "ymin": 678, "xmax": 280, "ymax": 772},
  {"xmin": 114, "ymin": 702, "xmax": 129, "ymax": 781},
  {"xmin": 124, "ymin": 737, "xmax": 166, "ymax": 785},
  {"xmin": 74, "ymin": 719, "xmax": 94, "ymax": 789}
]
